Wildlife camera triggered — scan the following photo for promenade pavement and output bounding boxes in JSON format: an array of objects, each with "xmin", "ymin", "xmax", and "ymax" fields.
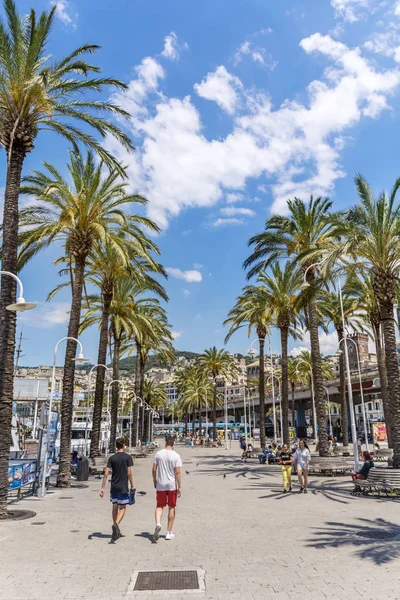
[{"xmin": 1, "ymin": 444, "xmax": 400, "ymax": 600}]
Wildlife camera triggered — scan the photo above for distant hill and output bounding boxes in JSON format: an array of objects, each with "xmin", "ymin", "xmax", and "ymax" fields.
[{"xmin": 118, "ymin": 350, "xmax": 202, "ymax": 373}]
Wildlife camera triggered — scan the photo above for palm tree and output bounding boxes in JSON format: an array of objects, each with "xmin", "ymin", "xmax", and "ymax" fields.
[
  {"xmin": 345, "ymin": 272, "xmax": 392, "ymax": 447},
  {"xmin": 175, "ymin": 365, "xmax": 213, "ymax": 437},
  {"xmin": 143, "ymin": 378, "xmax": 168, "ymax": 442},
  {"xmin": 244, "ymin": 196, "xmax": 339, "ymax": 456},
  {"xmin": 256, "ymin": 263, "xmax": 303, "ymax": 445},
  {"xmin": 198, "ymin": 347, "xmax": 236, "ymax": 442},
  {"xmin": 81, "ymin": 245, "xmax": 166, "ymax": 457},
  {"xmin": 224, "ymin": 289, "xmax": 273, "ymax": 449},
  {"xmin": 288, "ymin": 357, "xmax": 300, "ymax": 430},
  {"xmin": 18, "ymin": 151, "xmax": 156, "ymax": 487},
  {"xmin": 336, "ymin": 175, "xmax": 400, "ymax": 467},
  {"xmin": 318, "ymin": 290, "xmax": 362, "ymax": 448},
  {"xmin": 0, "ymin": 0, "xmax": 134, "ymax": 516}
]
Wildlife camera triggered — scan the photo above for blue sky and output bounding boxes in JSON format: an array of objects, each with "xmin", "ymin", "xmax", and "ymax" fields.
[{"xmin": 6, "ymin": 0, "xmax": 400, "ymax": 365}]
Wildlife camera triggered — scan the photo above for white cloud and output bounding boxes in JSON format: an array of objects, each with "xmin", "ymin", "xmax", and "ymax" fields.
[
  {"xmin": 396, "ymin": 1, "xmax": 400, "ymax": 16},
  {"xmin": 161, "ymin": 32, "xmax": 188, "ymax": 61},
  {"xmin": 194, "ymin": 66, "xmax": 242, "ymax": 114},
  {"xmin": 212, "ymin": 218, "xmax": 244, "ymax": 227},
  {"xmin": 290, "ymin": 346, "xmax": 309, "ymax": 358},
  {"xmin": 19, "ymin": 302, "xmax": 70, "ymax": 329},
  {"xmin": 331, "ymin": 0, "xmax": 372, "ymax": 22},
  {"xmin": 107, "ymin": 32, "xmax": 400, "ymax": 228},
  {"xmin": 234, "ymin": 40, "xmax": 277, "ymax": 70},
  {"xmin": 193, "ymin": 263, "xmax": 203, "ymax": 269},
  {"xmin": 166, "ymin": 268, "xmax": 202, "ymax": 282},
  {"xmin": 51, "ymin": 1, "xmax": 76, "ymax": 27},
  {"xmin": 171, "ymin": 331, "xmax": 183, "ymax": 340},
  {"xmin": 220, "ymin": 206, "xmax": 255, "ymax": 216},
  {"xmin": 364, "ymin": 28, "xmax": 400, "ymax": 63},
  {"xmin": 183, "ymin": 289, "xmax": 191, "ymax": 298}
]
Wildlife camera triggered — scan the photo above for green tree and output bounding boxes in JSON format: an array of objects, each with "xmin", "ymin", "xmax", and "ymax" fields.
[
  {"xmin": 18, "ymin": 151, "xmax": 153, "ymax": 486},
  {"xmin": 198, "ymin": 347, "xmax": 237, "ymax": 442},
  {"xmin": 0, "ymin": 0, "xmax": 133, "ymax": 516},
  {"xmin": 224, "ymin": 289, "xmax": 273, "ymax": 449},
  {"xmin": 256, "ymin": 263, "xmax": 303, "ymax": 445},
  {"xmin": 244, "ymin": 196, "xmax": 339, "ymax": 456}
]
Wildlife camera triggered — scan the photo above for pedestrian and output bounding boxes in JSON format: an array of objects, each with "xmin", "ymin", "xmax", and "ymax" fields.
[
  {"xmin": 152, "ymin": 435, "xmax": 182, "ymax": 542},
  {"xmin": 351, "ymin": 450, "xmax": 374, "ymax": 494},
  {"xmin": 293, "ymin": 439, "xmax": 311, "ymax": 493},
  {"xmin": 99, "ymin": 437, "xmax": 135, "ymax": 542},
  {"xmin": 279, "ymin": 443, "xmax": 293, "ymax": 493},
  {"xmin": 357, "ymin": 437, "xmax": 363, "ymax": 458}
]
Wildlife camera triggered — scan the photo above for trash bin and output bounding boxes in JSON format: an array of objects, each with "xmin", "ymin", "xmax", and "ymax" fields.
[{"xmin": 76, "ymin": 455, "xmax": 89, "ymax": 481}]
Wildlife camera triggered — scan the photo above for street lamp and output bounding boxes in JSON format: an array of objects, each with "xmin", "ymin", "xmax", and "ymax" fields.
[
  {"xmin": 39, "ymin": 336, "xmax": 87, "ymax": 497},
  {"xmin": 85, "ymin": 364, "xmax": 111, "ymax": 455},
  {"xmin": 337, "ymin": 336, "xmax": 369, "ymax": 451},
  {"xmin": 217, "ymin": 390, "xmax": 228, "ymax": 449},
  {"xmin": 106, "ymin": 379, "xmax": 125, "ymax": 455},
  {"xmin": 248, "ymin": 334, "xmax": 276, "ymax": 443},
  {"xmin": 295, "ymin": 359, "xmax": 317, "ymax": 441},
  {"xmin": 301, "ymin": 262, "xmax": 359, "ymax": 470},
  {"xmin": 322, "ymin": 386, "xmax": 333, "ymax": 436},
  {"xmin": 129, "ymin": 391, "xmax": 137, "ymax": 449},
  {"xmin": 239, "ymin": 387, "xmax": 250, "ymax": 445},
  {"xmin": 267, "ymin": 375, "xmax": 281, "ymax": 442},
  {"xmin": 197, "ymin": 386, "xmax": 209, "ymax": 440},
  {"xmin": 0, "ymin": 270, "xmax": 37, "ymax": 312}
]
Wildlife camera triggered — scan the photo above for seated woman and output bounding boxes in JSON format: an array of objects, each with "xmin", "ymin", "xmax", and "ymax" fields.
[{"xmin": 351, "ymin": 451, "xmax": 374, "ymax": 492}]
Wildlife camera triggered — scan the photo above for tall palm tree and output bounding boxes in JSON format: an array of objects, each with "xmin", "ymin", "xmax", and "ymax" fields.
[
  {"xmin": 224, "ymin": 289, "xmax": 273, "ymax": 449},
  {"xmin": 318, "ymin": 290, "xmax": 362, "ymax": 448},
  {"xmin": 0, "ymin": 0, "xmax": 133, "ymax": 516},
  {"xmin": 345, "ymin": 272, "xmax": 392, "ymax": 447},
  {"xmin": 244, "ymin": 196, "xmax": 339, "ymax": 456},
  {"xmin": 335, "ymin": 175, "xmax": 400, "ymax": 466},
  {"xmin": 18, "ymin": 151, "xmax": 156, "ymax": 487},
  {"xmin": 295, "ymin": 351, "xmax": 334, "ymax": 435},
  {"xmin": 198, "ymin": 347, "xmax": 236, "ymax": 442},
  {"xmin": 288, "ymin": 357, "xmax": 300, "ymax": 430},
  {"xmin": 81, "ymin": 245, "xmax": 166, "ymax": 457},
  {"xmin": 256, "ymin": 263, "xmax": 303, "ymax": 445}
]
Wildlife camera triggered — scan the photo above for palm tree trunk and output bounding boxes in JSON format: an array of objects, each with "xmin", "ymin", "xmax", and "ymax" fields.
[
  {"xmin": 57, "ymin": 255, "xmax": 86, "ymax": 487},
  {"xmin": 0, "ymin": 147, "xmax": 25, "ymax": 517},
  {"xmin": 109, "ymin": 334, "xmax": 120, "ymax": 453},
  {"xmin": 380, "ymin": 303, "xmax": 400, "ymax": 467},
  {"xmin": 140, "ymin": 355, "xmax": 146, "ymax": 443},
  {"xmin": 184, "ymin": 411, "xmax": 188, "ymax": 436},
  {"xmin": 280, "ymin": 328, "xmax": 290, "ymax": 445},
  {"xmin": 259, "ymin": 336, "xmax": 266, "ymax": 450},
  {"xmin": 291, "ymin": 382, "xmax": 296, "ymax": 432},
  {"xmin": 133, "ymin": 340, "xmax": 141, "ymax": 446},
  {"xmin": 336, "ymin": 328, "xmax": 348, "ymax": 447},
  {"xmin": 90, "ymin": 293, "xmax": 112, "ymax": 458},
  {"xmin": 373, "ymin": 323, "xmax": 393, "ymax": 448},
  {"xmin": 308, "ymin": 294, "xmax": 329, "ymax": 457},
  {"xmin": 212, "ymin": 383, "xmax": 217, "ymax": 441}
]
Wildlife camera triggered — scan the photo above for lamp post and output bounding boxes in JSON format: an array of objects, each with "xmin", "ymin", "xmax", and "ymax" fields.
[
  {"xmin": 227, "ymin": 402, "xmax": 235, "ymax": 447},
  {"xmin": 249, "ymin": 334, "xmax": 276, "ymax": 444},
  {"xmin": 197, "ymin": 386, "xmax": 209, "ymax": 440},
  {"xmin": 106, "ymin": 379, "xmax": 125, "ymax": 455},
  {"xmin": 322, "ymin": 386, "xmax": 333, "ymax": 436},
  {"xmin": 239, "ymin": 387, "xmax": 250, "ymax": 445},
  {"xmin": 85, "ymin": 364, "xmax": 110, "ymax": 455},
  {"xmin": 129, "ymin": 391, "xmax": 137, "ymax": 449},
  {"xmin": 295, "ymin": 359, "xmax": 317, "ymax": 441},
  {"xmin": 301, "ymin": 262, "xmax": 359, "ymax": 470},
  {"xmin": 267, "ymin": 375, "xmax": 281, "ymax": 442},
  {"xmin": 217, "ymin": 391, "xmax": 228, "ymax": 449},
  {"xmin": 338, "ymin": 337, "xmax": 369, "ymax": 451},
  {"xmin": 40, "ymin": 336, "xmax": 87, "ymax": 498},
  {"xmin": 0, "ymin": 270, "xmax": 37, "ymax": 312}
]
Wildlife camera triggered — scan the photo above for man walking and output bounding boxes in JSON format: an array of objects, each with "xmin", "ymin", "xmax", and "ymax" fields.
[
  {"xmin": 152, "ymin": 435, "xmax": 182, "ymax": 541},
  {"xmin": 100, "ymin": 437, "xmax": 134, "ymax": 542}
]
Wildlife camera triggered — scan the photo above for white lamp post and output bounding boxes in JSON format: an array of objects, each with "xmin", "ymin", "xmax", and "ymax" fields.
[
  {"xmin": 267, "ymin": 375, "xmax": 282, "ymax": 441},
  {"xmin": 239, "ymin": 387, "xmax": 250, "ymax": 445},
  {"xmin": 106, "ymin": 379, "xmax": 125, "ymax": 455},
  {"xmin": 85, "ymin": 364, "xmax": 110, "ymax": 455},
  {"xmin": 322, "ymin": 386, "xmax": 333, "ymax": 436},
  {"xmin": 249, "ymin": 334, "xmax": 276, "ymax": 444},
  {"xmin": 217, "ymin": 391, "xmax": 228, "ymax": 449},
  {"xmin": 197, "ymin": 386, "xmax": 209, "ymax": 439},
  {"xmin": 0, "ymin": 270, "xmax": 37, "ymax": 312},
  {"xmin": 338, "ymin": 336, "xmax": 369, "ymax": 452},
  {"xmin": 296, "ymin": 359, "xmax": 317, "ymax": 441},
  {"xmin": 301, "ymin": 262, "xmax": 359, "ymax": 470},
  {"xmin": 227, "ymin": 402, "xmax": 235, "ymax": 447},
  {"xmin": 40, "ymin": 336, "xmax": 87, "ymax": 497},
  {"xmin": 129, "ymin": 391, "xmax": 137, "ymax": 449}
]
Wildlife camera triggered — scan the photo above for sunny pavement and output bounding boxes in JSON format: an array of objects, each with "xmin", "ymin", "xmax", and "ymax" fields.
[{"xmin": 1, "ymin": 444, "xmax": 400, "ymax": 600}]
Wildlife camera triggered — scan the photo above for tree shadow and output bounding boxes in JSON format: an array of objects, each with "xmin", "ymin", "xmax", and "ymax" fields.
[{"xmin": 306, "ymin": 517, "xmax": 400, "ymax": 564}]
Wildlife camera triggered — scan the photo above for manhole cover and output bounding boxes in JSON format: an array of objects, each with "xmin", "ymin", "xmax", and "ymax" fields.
[
  {"xmin": 134, "ymin": 571, "xmax": 199, "ymax": 591},
  {"xmin": 59, "ymin": 497, "xmax": 73, "ymax": 500},
  {"xmin": 2, "ymin": 510, "xmax": 36, "ymax": 521},
  {"xmin": 31, "ymin": 522, "xmax": 46, "ymax": 526},
  {"xmin": 71, "ymin": 484, "xmax": 89, "ymax": 489},
  {"xmin": 356, "ymin": 530, "xmax": 397, "ymax": 540}
]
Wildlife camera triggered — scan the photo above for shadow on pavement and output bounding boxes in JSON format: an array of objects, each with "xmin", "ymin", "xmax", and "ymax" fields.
[
  {"xmin": 306, "ymin": 517, "xmax": 400, "ymax": 564},
  {"xmin": 88, "ymin": 531, "xmax": 112, "ymax": 540},
  {"xmin": 135, "ymin": 531, "xmax": 157, "ymax": 544}
]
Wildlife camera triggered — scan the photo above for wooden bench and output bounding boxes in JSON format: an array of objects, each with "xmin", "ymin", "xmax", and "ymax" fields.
[
  {"xmin": 309, "ymin": 456, "xmax": 353, "ymax": 475},
  {"xmin": 353, "ymin": 468, "xmax": 400, "ymax": 496}
]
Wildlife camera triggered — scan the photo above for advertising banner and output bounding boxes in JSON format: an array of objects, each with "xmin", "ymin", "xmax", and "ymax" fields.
[{"xmin": 372, "ymin": 422, "xmax": 387, "ymax": 443}]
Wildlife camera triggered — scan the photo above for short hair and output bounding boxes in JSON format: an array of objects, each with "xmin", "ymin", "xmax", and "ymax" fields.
[
  {"xmin": 116, "ymin": 437, "xmax": 125, "ymax": 450},
  {"xmin": 166, "ymin": 435, "xmax": 175, "ymax": 447}
]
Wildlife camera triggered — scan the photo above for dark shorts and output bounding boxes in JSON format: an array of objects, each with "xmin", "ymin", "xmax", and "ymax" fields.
[
  {"xmin": 110, "ymin": 492, "xmax": 130, "ymax": 506},
  {"xmin": 156, "ymin": 490, "xmax": 178, "ymax": 508}
]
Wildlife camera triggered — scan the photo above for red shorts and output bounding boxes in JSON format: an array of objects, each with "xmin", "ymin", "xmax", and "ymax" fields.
[{"xmin": 156, "ymin": 490, "xmax": 178, "ymax": 508}]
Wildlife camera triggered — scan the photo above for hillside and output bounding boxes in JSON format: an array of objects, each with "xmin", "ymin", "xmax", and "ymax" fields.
[{"xmin": 118, "ymin": 350, "xmax": 201, "ymax": 373}]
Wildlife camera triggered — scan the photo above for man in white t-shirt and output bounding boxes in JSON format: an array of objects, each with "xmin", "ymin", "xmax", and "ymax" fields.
[{"xmin": 152, "ymin": 435, "xmax": 182, "ymax": 541}]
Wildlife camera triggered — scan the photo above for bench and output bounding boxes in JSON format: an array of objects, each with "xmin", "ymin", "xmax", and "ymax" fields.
[
  {"xmin": 89, "ymin": 457, "xmax": 108, "ymax": 477},
  {"xmin": 374, "ymin": 449, "xmax": 393, "ymax": 462},
  {"xmin": 309, "ymin": 456, "xmax": 353, "ymax": 476},
  {"xmin": 353, "ymin": 468, "xmax": 400, "ymax": 496}
]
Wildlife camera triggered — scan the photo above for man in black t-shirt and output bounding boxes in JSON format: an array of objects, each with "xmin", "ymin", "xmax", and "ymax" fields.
[{"xmin": 100, "ymin": 438, "xmax": 134, "ymax": 542}]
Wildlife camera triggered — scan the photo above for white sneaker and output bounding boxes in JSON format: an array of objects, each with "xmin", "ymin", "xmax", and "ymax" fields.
[
  {"xmin": 165, "ymin": 532, "xmax": 175, "ymax": 540},
  {"xmin": 153, "ymin": 524, "xmax": 161, "ymax": 541}
]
